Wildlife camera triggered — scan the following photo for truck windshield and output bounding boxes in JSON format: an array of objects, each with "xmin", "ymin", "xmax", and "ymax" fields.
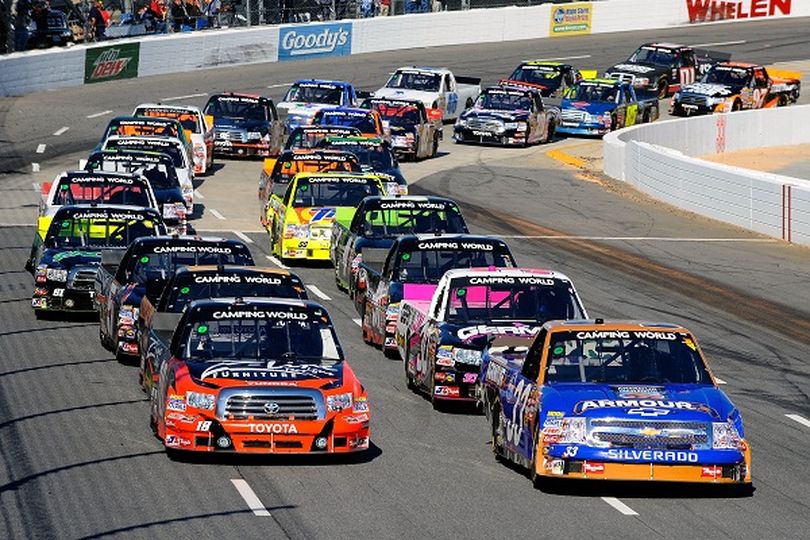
[
  {"xmin": 628, "ymin": 46, "xmax": 676, "ymax": 66},
  {"xmin": 184, "ymin": 318, "xmax": 341, "ymax": 362},
  {"xmin": 319, "ymin": 141, "xmax": 395, "ymax": 170},
  {"xmin": 131, "ymin": 250, "xmax": 253, "ymax": 283},
  {"xmin": 545, "ymin": 331, "xmax": 712, "ymax": 385},
  {"xmin": 103, "ymin": 121, "xmax": 180, "ymax": 140},
  {"xmin": 284, "ymin": 84, "xmax": 344, "ymax": 105},
  {"xmin": 163, "ymin": 276, "xmax": 306, "ymax": 313},
  {"xmin": 292, "ymin": 179, "xmax": 380, "ymax": 208},
  {"xmin": 136, "ymin": 108, "xmax": 200, "ymax": 134},
  {"xmin": 315, "ymin": 111, "xmax": 377, "ymax": 133},
  {"xmin": 386, "ymin": 71, "xmax": 441, "ymax": 92},
  {"xmin": 46, "ymin": 214, "xmax": 160, "ymax": 248},
  {"xmin": 568, "ymin": 83, "xmax": 617, "ymax": 103},
  {"xmin": 703, "ymin": 67, "xmax": 749, "ymax": 87},
  {"xmin": 509, "ymin": 66, "xmax": 562, "ymax": 90},
  {"xmin": 52, "ymin": 179, "xmax": 151, "ymax": 207},
  {"xmin": 475, "ymin": 91, "xmax": 532, "ymax": 111},
  {"xmin": 205, "ymin": 98, "xmax": 267, "ymax": 122},
  {"xmin": 103, "ymin": 140, "xmax": 185, "ymax": 169},
  {"xmin": 395, "ymin": 248, "xmax": 513, "ymax": 284},
  {"xmin": 446, "ymin": 282, "xmax": 583, "ymax": 324},
  {"xmin": 372, "ymin": 104, "xmax": 421, "ymax": 126},
  {"xmin": 362, "ymin": 205, "xmax": 466, "ymax": 237},
  {"xmin": 286, "ymin": 127, "xmax": 362, "ymax": 150}
]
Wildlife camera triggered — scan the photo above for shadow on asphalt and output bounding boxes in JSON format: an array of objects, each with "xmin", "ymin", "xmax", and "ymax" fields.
[{"xmin": 167, "ymin": 441, "xmax": 383, "ymax": 466}]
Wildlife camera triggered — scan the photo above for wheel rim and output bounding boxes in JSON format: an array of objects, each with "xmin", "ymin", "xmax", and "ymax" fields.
[{"xmin": 657, "ymin": 79, "xmax": 668, "ymax": 99}]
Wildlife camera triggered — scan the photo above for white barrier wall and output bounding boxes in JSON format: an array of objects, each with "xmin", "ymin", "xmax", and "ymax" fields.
[
  {"xmin": 2, "ymin": 1, "xmax": 810, "ymax": 96},
  {"xmin": 604, "ymin": 106, "xmax": 810, "ymax": 246}
]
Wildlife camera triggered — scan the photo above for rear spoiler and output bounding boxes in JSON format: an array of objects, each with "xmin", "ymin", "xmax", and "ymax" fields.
[
  {"xmin": 360, "ymin": 247, "xmax": 389, "ymax": 274},
  {"xmin": 694, "ymin": 49, "xmax": 732, "ymax": 63},
  {"xmin": 766, "ymin": 67, "xmax": 803, "ymax": 81},
  {"xmin": 579, "ymin": 69, "xmax": 599, "ymax": 80},
  {"xmin": 455, "ymin": 76, "xmax": 482, "ymax": 86}
]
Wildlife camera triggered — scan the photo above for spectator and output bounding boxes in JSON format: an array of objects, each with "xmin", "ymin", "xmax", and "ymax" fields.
[
  {"xmin": 169, "ymin": 0, "xmax": 187, "ymax": 30},
  {"xmin": 185, "ymin": 0, "xmax": 203, "ymax": 28},
  {"xmin": 13, "ymin": 0, "xmax": 32, "ymax": 51},
  {"xmin": 88, "ymin": 0, "xmax": 108, "ymax": 40},
  {"xmin": 379, "ymin": 0, "xmax": 389, "ymax": 16},
  {"xmin": 359, "ymin": 0, "xmax": 373, "ymax": 18},
  {"xmin": 431, "ymin": 0, "xmax": 442, "ymax": 12},
  {"xmin": 205, "ymin": 0, "xmax": 220, "ymax": 27},
  {"xmin": 316, "ymin": 0, "xmax": 332, "ymax": 22}
]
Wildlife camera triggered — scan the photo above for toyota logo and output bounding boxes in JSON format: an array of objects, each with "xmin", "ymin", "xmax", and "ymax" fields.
[{"xmin": 263, "ymin": 402, "xmax": 281, "ymax": 415}]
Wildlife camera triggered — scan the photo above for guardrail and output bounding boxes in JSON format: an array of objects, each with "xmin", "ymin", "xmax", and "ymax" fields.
[
  {"xmin": 2, "ymin": 0, "xmax": 808, "ymax": 97},
  {"xmin": 603, "ymin": 105, "xmax": 810, "ymax": 246}
]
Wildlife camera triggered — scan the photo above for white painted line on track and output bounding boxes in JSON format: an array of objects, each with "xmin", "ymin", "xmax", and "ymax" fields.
[
  {"xmin": 36, "ymin": 144, "xmax": 46, "ymax": 154},
  {"xmin": 194, "ymin": 189, "xmax": 205, "ymax": 199},
  {"xmin": 230, "ymin": 479, "xmax": 272, "ymax": 517},
  {"xmin": 691, "ymin": 40, "xmax": 746, "ymax": 47},
  {"xmin": 265, "ymin": 254, "xmax": 288, "ymax": 269},
  {"xmin": 53, "ymin": 126, "xmax": 70, "ymax": 136},
  {"xmin": 602, "ymin": 497, "xmax": 638, "ymax": 516},
  {"xmin": 785, "ymin": 414, "xmax": 810, "ymax": 428},
  {"xmin": 209, "ymin": 208, "xmax": 226, "ymax": 220},
  {"xmin": 715, "ymin": 377, "xmax": 727, "ymax": 385},
  {"xmin": 306, "ymin": 285, "xmax": 331, "ymax": 301},
  {"xmin": 86, "ymin": 110, "xmax": 113, "ymax": 119},
  {"xmin": 267, "ymin": 82, "xmax": 292, "ymax": 89},
  {"xmin": 32, "ymin": 182, "xmax": 40, "ymax": 192},
  {"xmin": 161, "ymin": 92, "xmax": 207, "ymax": 101},
  {"xmin": 532, "ymin": 54, "xmax": 592, "ymax": 62},
  {"xmin": 32, "ymin": 163, "xmax": 40, "ymax": 173},
  {"xmin": 233, "ymin": 230, "xmax": 254, "ymax": 244},
  {"xmin": 0, "ymin": 223, "xmax": 35, "ymax": 227},
  {"xmin": 493, "ymin": 235, "xmax": 777, "ymax": 243},
  {"xmin": 352, "ymin": 318, "xmax": 362, "ymax": 327}
]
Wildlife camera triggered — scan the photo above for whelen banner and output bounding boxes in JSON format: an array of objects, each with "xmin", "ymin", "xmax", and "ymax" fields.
[
  {"xmin": 549, "ymin": 2, "xmax": 593, "ymax": 37},
  {"xmin": 84, "ymin": 43, "xmax": 140, "ymax": 84},
  {"xmin": 686, "ymin": 0, "xmax": 793, "ymax": 23}
]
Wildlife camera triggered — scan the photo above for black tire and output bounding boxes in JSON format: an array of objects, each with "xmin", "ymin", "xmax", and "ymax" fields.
[
  {"xmin": 732, "ymin": 100, "xmax": 742, "ymax": 112},
  {"xmin": 642, "ymin": 110, "xmax": 651, "ymax": 124},
  {"xmin": 491, "ymin": 404, "xmax": 505, "ymax": 459},
  {"xmin": 529, "ymin": 435, "xmax": 544, "ymax": 489},
  {"xmin": 403, "ymin": 347, "xmax": 417, "ymax": 391},
  {"xmin": 383, "ymin": 336, "xmax": 400, "ymax": 359},
  {"xmin": 656, "ymin": 77, "xmax": 669, "ymax": 100},
  {"xmin": 545, "ymin": 121, "xmax": 556, "ymax": 144},
  {"xmin": 610, "ymin": 115, "xmax": 618, "ymax": 132},
  {"xmin": 431, "ymin": 133, "xmax": 439, "ymax": 157}
]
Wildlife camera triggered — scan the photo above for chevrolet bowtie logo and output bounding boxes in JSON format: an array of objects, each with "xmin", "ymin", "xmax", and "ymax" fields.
[{"xmin": 640, "ymin": 427, "xmax": 662, "ymax": 437}]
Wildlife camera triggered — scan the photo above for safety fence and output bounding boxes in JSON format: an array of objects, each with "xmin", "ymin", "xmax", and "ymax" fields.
[{"xmin": 603, "ymin": 105, "xmax": 810, "ymax": 246}]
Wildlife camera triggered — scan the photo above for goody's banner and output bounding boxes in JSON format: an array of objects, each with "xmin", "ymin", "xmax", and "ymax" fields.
[
  {"xmin": 549, "ymin": 2, "xmax": 593, "ymax": 37},
  {"xmin": 84, "ymin": 42, "xmax": 140, "ymax": 84},
  {"xmin": 278, "ymin": 22, "xmax": 352, "ymax": 61}
]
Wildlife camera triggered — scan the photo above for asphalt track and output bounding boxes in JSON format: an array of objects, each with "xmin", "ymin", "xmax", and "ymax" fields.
[{"xmin": 2, "ymin": 16, "xmax": 810, "ymax": 540}]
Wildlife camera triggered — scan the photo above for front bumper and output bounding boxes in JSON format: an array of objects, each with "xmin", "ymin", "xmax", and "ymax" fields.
[
  {"xmin": 164, "ymin": 416, "xmax": 370, "ymax": 454},
  {"xmin": 453, "ymin": 127, "xmax": 525, "ymax": 146},
  {"xmin": 670, "ymin": 100, "xmax": 716, "ymax": 116},
  {"xmin": 556, "ymin": 122, "xmax": 610, "ymax": 136},
  {"xmin": 279, "ymin": 237, "xmax": 332, "ymax": 260},
  {"xmin": 214, "ymin": 140, "xmax": 272, "ymax": 157},
  {"xmin": 31, "ymin": 286, "xmax": 96, "ymax": 312}
]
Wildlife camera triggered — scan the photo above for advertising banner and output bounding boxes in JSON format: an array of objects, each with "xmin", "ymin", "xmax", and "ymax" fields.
[
  {"xmin": 550, "ymin": 2, "xmax": 593, "ymax": 37},
  {"xmin": 686, "ymin": 0, "xmax": 792, "ymax": 24},
  {"xmin": 278, "ymin": 23, "xmax": 353, "ymax": 61},
  {"xmin": 84, "ymin": 43, "xmax": 140, "ymax": 84}
]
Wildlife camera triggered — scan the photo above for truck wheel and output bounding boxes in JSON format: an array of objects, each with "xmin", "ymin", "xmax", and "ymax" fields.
[
  {"xmin": 465, "ymin": 97, "xmax": 474, "ymax": 109},
  {"xmin": 383, "ymin": 335, "xmax": 400, "ymax": 359},
  {"xmin": 610, "ymin": 115, "xmax": 617, "ymax": 131},
  {"xmin": 732, "ymin": 99, "xmax": 742, "ymax": 112},
  {"xmin": 361, "ymin": 305, "xmax": 374, "ymax": 346},
  {"xmin": 642, "ymin": 110, "xmax": 651, "ymax": 124},
  {"xmin": 545, "ymin": 121, "xmax": 556, "ymax": 144},
  {"xmin": 431, "ymin": 133, "xmax": 439, "ymax": 157},
  {"xmin": 404, "ymin": 352, "xmax": 417, "ymax": 391},
  {"xmin": 530, "ymin": 439, "xmax": 545, "ymax": 490},
  {"xmin": 656, "ymin": 77, "xmax": 669, "ymax": 99},
  {"xmin": 491, "ymin": 404, "xmax": 505, "ymax": 459}
]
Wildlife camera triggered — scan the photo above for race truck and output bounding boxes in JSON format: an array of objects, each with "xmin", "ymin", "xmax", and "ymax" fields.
[
  {"xmin": 203, "ymin": 93, "xmax": 286, "ymax": 158},
  {"xmin": 670, "ymin": 62, "xmax": 802, "ymax": 116},
  {"xmin": 500, "ymin": 61, "xmax": 592, "ymax": 98},
  {"xmin": 37, "ymin": 170, "xmax": 158, "ymax": 240},
  {"xmin": 95, "ymin": 116, "xmax": 191, "ymax": 154},
  {"xmin": 454, "ymin": 85, "xmax": 559, "ymax": 146},
  {"xmin": 83, "ymin": 150, "xmax": 189, "ymax": 234},
  {"xmin": 331, "ymin": 196, "xmax": 468, "ymax": 294},
  {"xmin": 284, "ymin": 126, "xmax": 362, "ymax": 151},
  {"xmin": 374, "ymin": 67, "xmax": 481, "ymax": 122},
  {"xmin": 397, "ymin": 268, "xmax": 586, "ymax": 407},
  {"xmin": 150, "ymin": 297, "xmax": 371, "ymax": 455},
  {"xmin": 355, "ymin": 234, "xmax": 516, "ymax": 357},
  {"xmin": 316, "ymin": 136, "xmax": 407, "ymax": 195},
  {"xmin": 95, "ymin": 236, "xmax": 254, "ymax": 361},
  {"xmin": 277, "ymin": 80, "xmax": 360, "ymax": 130},
  {"xmin": 133, "ymin": 104, "xmax": 214, "ymax": 175},
  {"xmin": 267, "ymin": 172, "xmax": 385, "ymax": 262},
  {"xmin": 100, "ymin": 136, "xmax": 195, "ymax": 211},
  {"xmin": 137, "ymin": 265, "xmax": 308, "ymax": 396},
  {"xmin": 605, "ymin": 42, "xmax": 730, "ymax": 99},
  {"xmin": 361, "ymin": 97, "xmax": 443, "ymax": 160},
  {"xmin": 557, "ymin": 79, "xmax": 659, "ymax": 137},
  {"xmin": 26, "ymin": 205, "xmax": 166, "ymax": 316},
  {"xmin": 477, "ymin": 320, "xmax": 752, "ymax": 487},
  {"xmin": 312, "ymin": 107, "xmax": 386, "ymax": 139},
  {"xmin": 258, "ymin": 150, "xmax": 362, "ymax": 229}
]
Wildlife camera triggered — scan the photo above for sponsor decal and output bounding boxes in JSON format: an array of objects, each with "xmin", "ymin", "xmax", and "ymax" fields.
[
  {"xmin": 210, "ymin": 310, "xmax": 308, "ymax": 320},
  {"xmin": 165, "ymin": 434, "xmax": 180, "ymax": 446},
  {"xmin": 167, "ymin": 394, "xmax": 186, "ymax": 411},
  {"xmin": 574, "ymin": 399, "xmax": 718, "ymax": 416},
  {"xmin": 550, "ymin": 2, "xmax": 593, "ymax": 37},
  {"xmin": 615, "ymin": 386, "xmax": 666, "ymax": 399},
  {"xmin": 248, "ymin": 423, "xmax": 299, "ymax": 434},
  {"xmin": 574, "ymin": 330, "xmax": 679, "ymax": 340},
  {"xmin": 682, "ymin": 83, "xmax": 733, "ymax": 96},
  {"xmin": 611, "ymin": 63, "xmax": 657, "ymax": 74},
  {"xmin": 166, "ymin": 412, "xmax": 196, "ymax": 423},
  {"xmin": 583, "ymin": 462, "xmax": 605, "ymax": 474},
  {"xmin": 415, "ymin": 240, "xmax": 495, "ymax": 251},
  {"xmin": 436, "ymin": 357, "xmax": 455, "ymax": 367},
  {"xmin": 433, "ymin": 385, "xmax": 460, "ymax": 397},
  {"xmin": 199, "ymin": 360, "xmax": 337, "ymax": 380},
  {"xmin": 687, "ymin": 0, "xmax": 792, "ymax": 24},
  {"xmin": 66, "ymin": 176, "xmax": 134, "ymax": 185},
  {"xmin": 378, "ymin": 201, "xmax": 450, "ymax": 211},
  {"xmin": 85, "ymin": 43, "xmax": 140, "ymax": 84},
  {"xmin": 463, "ymin": 372, "xmax": 478, "ymax": 384},
  {"xmin": 607, "ymin": 449, "xmax": 700, "ymax": 463},
  {"xmin": 465, "ymin": 276, "xmax": 556, "ymax": 286},
  {"xmin": 345, "ymin": 413, "xmax": 370, "ymax": 424},
  {"xmin": 72, "ymin": 211, "xmax": 147, "ymax": 221},
  {"xmin": 279, "ymin": 23, "xmax": 352, "ymax": 61},
  {"xmin": 52, "ymin": 250, "xmax": 101, "ymax": 262},
  {"xmin": 457, "ymin": 324, "xmax": 541, "ymax": 341},
  {"xmin": 193, "ymin": 275, "xmax": 283, "ymax": 285},
  {"xmin": 152, "ymin": 245, "xmax": 233, "ymax": 255},
  {"xmin": 701, "ymin": 465, "xmax": 723, "ymax": 478}
]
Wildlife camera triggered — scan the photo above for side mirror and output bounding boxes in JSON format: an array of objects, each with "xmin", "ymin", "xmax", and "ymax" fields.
[
  {"xmin": 40, "ymin": 182, "xmax": 52, "ymax": 197},
  {"xmin": 78, "ymin": 159, "xmax": 88, "ymax": 169},
  {"xmin": 204, "ymin": 114, "xmax": 214, "ymax": 130}
]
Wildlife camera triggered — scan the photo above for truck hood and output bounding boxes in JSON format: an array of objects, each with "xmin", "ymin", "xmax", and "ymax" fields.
[
  {"xmin": 679, "ymin": 82, "xmax": 739, "ymax": 98},
  {"xmin": 293, "ymin": 206, "xmax": 356, "ymax": 228},
  {"xmin": 607, "ymin": 62, "xmax": 664, "ymax": 77},
  {"xmin": 542, "ymin": 383, "xmax": 733, "ymax": 422},
  {"xmin": 374, "ymin": 88, "xmax": 437, "ymax": 106},
  {"xmin": 40, "ymin": 248, "xmax": 102, "ymax": 269},
  {"xmin": 444, "ymin": 321, "xmax": 543, "ymax": 349},
  {"xmin": 561, "ymin": 100, "xmax": 616, "ymax": 115},
  {"xmin": 186, "ymin": 359, "xmax": 343, "ymax": 386},
  {"xmin": 277, "ymin": 102, "xmax": 329, "ymax": 116},
  {"xmin": 214, "ymin": 118, "xmax": 269, "ymax": 133},
  {"xmin": 460, "ymin": 109, "xmax": 530, "ymax": 122}
]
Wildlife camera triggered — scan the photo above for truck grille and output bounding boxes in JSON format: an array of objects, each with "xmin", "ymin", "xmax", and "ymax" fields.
[
  {"xmin": 590, "ymin": 419, "xmax": 709, "ymax": 449},
  {"xmin": 466, "ymin": 118, "xmax": 503, "ymax": 131},
  {"xmin": 216, "ymin": 387, "xmax": 324, "ymax": 421},
  {"xmin": 561, "ymin": 110, "xmax": 586, "ymax": 122},
  {"xmin": 68, "ymin": 267, "xmax": 97, "ymax": 291},
  {"xmin": 607, "ymin": 72, "xmax": 635, "ymax": 84},
  {"xmin": 678, "ymin": 95, "xmax": 708, "ymax": 107},
  {"xmin": 218, "ymin": 129, "xmax": 246, "ymax": 142}
]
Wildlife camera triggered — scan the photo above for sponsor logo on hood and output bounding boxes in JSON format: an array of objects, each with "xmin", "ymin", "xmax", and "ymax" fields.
[
  {"xmin": 198, "ymin": 360, "xmax": 339, "ymax": 380},
  {"xmin": 610, "ymin": 63, "xmax": 656, "ymax": 74},
  {"xmin": 457, "ymin": 324, "xmax": 542, "ymax": 341}
]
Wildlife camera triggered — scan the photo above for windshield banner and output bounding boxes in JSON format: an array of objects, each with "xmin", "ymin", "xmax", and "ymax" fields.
[
  {"xmin": 278, "ymin": 22, "xmax": 352, "ymax": 61},
  {"xmin": 85, "ymin": 43, "xmax": 140, "ymax": 84}
]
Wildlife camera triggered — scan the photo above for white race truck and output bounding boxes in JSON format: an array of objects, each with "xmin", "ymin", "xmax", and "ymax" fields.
[{"xmin": 375, "ymin": 67, "xmax": 481, "ymax": 122}]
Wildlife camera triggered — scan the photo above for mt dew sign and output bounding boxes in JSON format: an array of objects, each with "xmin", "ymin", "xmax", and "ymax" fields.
[{"xmin": 85, "ymin": 43, "xmax": 140, "ymax": 84}]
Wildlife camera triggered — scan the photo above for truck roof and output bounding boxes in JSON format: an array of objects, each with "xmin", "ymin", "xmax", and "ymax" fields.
[
  {"xmin": 398, "ymin": 66, "xmax": 451, "ymax": 75},
  {"xmin": 127, "ymin": 236, "xmax": 252, "ymax": 256},
  {"xmin": 644, "ymin": 42, "xmax": 687, "ymax": 50},
  {"xmin": 134, "ymin": 103, "xmax": 204, "ymax": 114},
  {"xmin": 185, "ymin": 296, "xmax": 325, "ymax": 314},
  {"xmin": 359, "ymin": 195, "xmax": 458, "ymax": 207},
  {"xmin": 542, "ymin": 319, "xmax": 690, "ymax": 333},
  {"xmin": 440, "ymin": 267, "xmax": 573, "ymax": 282},
  {"xmin": 292, "ymin": 79, "xmax": 351, "ymax": 88}
]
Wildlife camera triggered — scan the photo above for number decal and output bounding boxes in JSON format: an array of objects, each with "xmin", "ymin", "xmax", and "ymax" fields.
[
  {"xmin": 447, "ymin": 92, "xmax": 458, "ymax": 115},
  {"xmin": 752, "ymin": 87, "xmax": 767, "ymax": 109},
  {"xmin": 625, "ymin": 104, "xmax": 638, "ymax": 127},
  {"xmin": 563, "ymin": 446, "xmax": 579, "ymax": 458},
  {"xmin": 679, "ymin": 67, "xmax": 695, "ymax": 86},
  {"xmin": 196, "ymin": 421, "xmax": 212, "ymax": 431}
]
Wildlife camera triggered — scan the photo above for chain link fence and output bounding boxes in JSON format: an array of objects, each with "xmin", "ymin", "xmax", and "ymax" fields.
[{"xmin": 2, "ymin": 0, "xmax": 585, "ymax": 54}]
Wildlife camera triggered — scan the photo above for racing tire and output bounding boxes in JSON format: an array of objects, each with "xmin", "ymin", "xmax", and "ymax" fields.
[
  {"xmin": 429, "ymin": 378, "xmax": 443, "ymax": 411},
  {"xmin": 465, "ymin": 97, "xmax": 474, "ymax": 110},
  {"xmin": 431, "ymin": 133, "xmax": 439, "ymax": 157},
  {"xmin": 361, "ymin": 304, "xmax": 374, "ymax": 346},
  {"xmin": 99, "ymin": 324, "xmax": 113, "ymax": 352},
  {"xmin": 34, "ymin": 310, "xmax": 47, "ymax": 321},
  {"xmin": 544, "ymin": 122, "xmax": 556, "ymax": 144},
  {"xmin": 383, "ymin": 336, "xmax": 400, "ymax": 359},
  {"xmin": 490, "ymin": 404, "xmax": 505, "ymax": 460},
  {"xmin": 656, "ymin": 77, "xmax": 669, "ymax": 100},
  {"xmin": 403, "ymin": 350, "xmax": 417, "ymax": 392},
  {"xmin": 610, "ymin": 115, "xmax": 617, "ymax": 132},
  {"xmin": 732, "ymin": 100, "xmax": 742, "ymax": 112},
  {"xmin": 529, "ymin": 441, "xmax": 546, "ymax": 490},
  {"xmin": 642, "ymin": 110, "xmax": 651, "ymax": 124}
]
